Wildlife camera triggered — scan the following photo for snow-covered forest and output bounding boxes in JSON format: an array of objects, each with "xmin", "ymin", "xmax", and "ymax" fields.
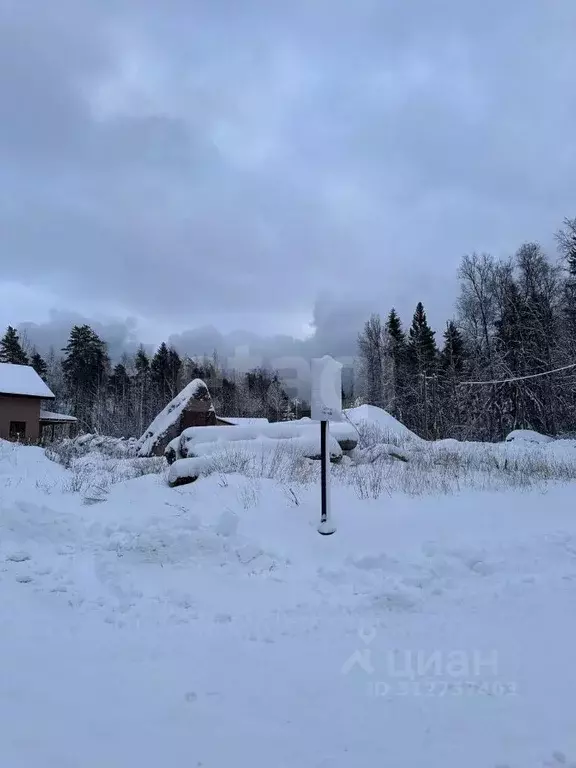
[
  {"xmin": 0, "ymin": 325, "xmax": 301, "ymax": 436},
  {"xmin": 356, "ymin": 216, "xmax": 576, "ymax": 440},
  {"xmin": 3, "ymin": 216, "xmax": 576, "ymax": 442}
]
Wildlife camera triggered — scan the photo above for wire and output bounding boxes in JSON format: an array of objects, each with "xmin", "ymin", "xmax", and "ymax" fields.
[
  {"xmin": 342, "ymin": 408, "xmax": 364, "ymax": 447},
  {"xmin": 458, "ymin": 361, "xmax": 576, "ymax": 387}
]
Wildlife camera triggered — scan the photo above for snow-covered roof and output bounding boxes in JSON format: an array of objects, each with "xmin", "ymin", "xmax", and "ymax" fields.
[
  {"xmin": 39, "ymin": 411, "xmax": 77, "ymax": 423},
  {"xmin": 0, "ymin": 363, "xmax": 55, "ymax": 399}
]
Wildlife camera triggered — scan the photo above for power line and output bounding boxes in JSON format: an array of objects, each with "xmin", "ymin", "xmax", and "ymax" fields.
[{"xmin": 458, "ymin": 361, "xmax": 576, "ymax": 387}]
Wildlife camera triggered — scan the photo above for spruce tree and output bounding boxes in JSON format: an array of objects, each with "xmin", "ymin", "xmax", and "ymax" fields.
[
  {"xmin": 135, "ymin": 347, "xmax": 150, "ymax": 377},
  {"xmin": 441, "ymin": 321, "xmax": 466, "ymax": 374},
  {"xmin": 385, "ymin": 308, "xmax": 408, "ymax": 418},
  {"xmin": 62, "ymin": 325, "xmax": 109, "ymax": 429},
  {"xmin": 386, "ymin": 309, "xmax": 406, "ymax": 358},
  {"xmin": 167, "ymin": 347, "xmax": 182, "ymax": 397},
  {"xmin": 408, "ymin": 302, "xmax": 437, "ymax": 374},
  {"xmin": 406, "ymin": 303, "xmax": 438, "ymax": 438},
  {"xmin": 0, "ymin": 326, "xmax": 29, "ymax": 365},
  {"xmin": 134, "ymin": 347, "xmax": 151, "ymax": 434},
  {"xmin": 110, "ymin": 363, "xmax": 130, "ymax": 398},
  {"xmin": 151, "ymin": 342, "xmax": 172, "ymax": 407},
  {"xmin": 30, "ymin": 350, "xmax": 48, "ymax": 380}
]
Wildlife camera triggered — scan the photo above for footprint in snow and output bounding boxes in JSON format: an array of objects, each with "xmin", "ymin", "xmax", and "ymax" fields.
[
  {"xmin": 6, "ymin": 552, "xmax": 31, "ymax": 563},
  {"xmin": 373, "ymin": 590, "xmax": 419, "ymax": 612}
]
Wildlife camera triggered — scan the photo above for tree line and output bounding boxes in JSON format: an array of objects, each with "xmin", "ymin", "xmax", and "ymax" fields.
[
  {"xmin": 0, "ymin": 325, "xmax": 304, "ymax": 437},
  {"xmin": 356, "ymin": 216, "xmax": 576, "ymax": 440}
]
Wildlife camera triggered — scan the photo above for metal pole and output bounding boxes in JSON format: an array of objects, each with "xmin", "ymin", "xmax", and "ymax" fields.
[{"xmin": 318, "ymin": 419, "xmax": 336, "ymax": 535}]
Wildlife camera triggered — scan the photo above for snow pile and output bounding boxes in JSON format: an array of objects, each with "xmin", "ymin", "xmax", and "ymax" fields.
[
  {"xmin": 168, "ymin": 456, "xmax": 217, "ymax": 486},
  {"xmin": 505, "ymin": 429, "xmax": 554, "ymax": 444},
  {"xmin": 344, "ymin": 404, "xmax": 423, "ymax": 445},
  {"xmin": 137, "ymin": 379, "xmax": 214, "ymax": 457},
  {"xmin": 167, "ymin": 422, "xmax": 350, "ymax": 484},
  {"xmin": 180, "ymin": 421, "xmax": 355, "ymax": 458}
]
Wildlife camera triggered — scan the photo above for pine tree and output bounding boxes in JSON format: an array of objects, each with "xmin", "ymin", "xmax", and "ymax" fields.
[
  {"xmin": 408, "ymin": 303, "xmax": 437, "ymax": 374},
  {"xmin": 267, "ymin": 376, "xmax": 292, "ymax": 422},
  {"xmin": 134, "ymin": 346, "xmax": 151, "ymax": 434},
  {"xmin": 405, "ymin": 303, "xmax": 438, "ymax": 437},
  {"xmin": 135, "ymin": 347, "xmax": 149, "ymax": 375},
  {"xmin": 386, "ymin": 309, "xmax": 407, "ymax": 359},
  {"xmin": 438, "ymin": 320, "xmax": 467, "ymax": 439},
  {"xmin": 30, "ymin": 350, "xmax": 48, "ymax": 380},
  {"xmin": 151, "ymin": 342, "xmax": 171, "ymax": 406},
  {"xmin": 167, "ymin": 347, "xmax": 182, "ymax": 397},
  {"xmin": 385, "ymin": 308, "xmax": 408, "ymax": 418},
  {"xmin": 62, "ymin": 325, "xmax": 109, "ymax": 430},
  {"xmin": 441, "ymin": 321, "xmax": 466, "ymax": 374},
  {"xmin": 110, "ymin": 363, "xmax": 130, "ymax": 398},
  {"xmin": 0, "ymin": 326, "xmax": 29, "ymax": 365}
]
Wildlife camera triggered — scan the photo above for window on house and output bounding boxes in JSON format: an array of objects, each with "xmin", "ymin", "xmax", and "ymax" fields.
[{"xmin": 9, "ymin": 421, "xmax": 26, "ymax": 439}]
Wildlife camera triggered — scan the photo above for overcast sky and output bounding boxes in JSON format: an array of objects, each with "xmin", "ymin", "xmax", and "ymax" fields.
[{"xmin": 1, "ymin": 0, "xmax": 576, "ymax": 362}]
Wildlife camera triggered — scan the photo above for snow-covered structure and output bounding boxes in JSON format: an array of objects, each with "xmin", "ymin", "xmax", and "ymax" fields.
[
  {"xmin": 0, "ymin": 362, "xmax": 76, "ymax": 442},
  {"xmin": 164, "ymin": 419, "xmax": 358, "ymax": 466},
  {"xmin": 137, "ymin": 379, "xmax": 216, "ymax": 457}
]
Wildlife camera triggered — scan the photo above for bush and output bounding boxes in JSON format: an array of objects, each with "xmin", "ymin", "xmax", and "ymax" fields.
[{"xmin": 46, "ymin": 434, "xmax": 139, "ymax": 468}]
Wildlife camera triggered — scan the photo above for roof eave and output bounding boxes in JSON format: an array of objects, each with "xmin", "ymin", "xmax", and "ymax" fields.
[{"xmin": 0, "ymin": 391, "xmax": 56, "ymax": 399}]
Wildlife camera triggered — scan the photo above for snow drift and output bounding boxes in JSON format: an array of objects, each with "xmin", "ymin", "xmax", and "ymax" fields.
[{"xmin": 344, "ymin": 404, "xmax": 423, "ymax": 444}]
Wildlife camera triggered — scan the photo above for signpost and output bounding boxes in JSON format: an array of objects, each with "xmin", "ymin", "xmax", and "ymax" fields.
[{"xmin": 311, "ymin": 356, "xmax": 343, "ymax": 536}]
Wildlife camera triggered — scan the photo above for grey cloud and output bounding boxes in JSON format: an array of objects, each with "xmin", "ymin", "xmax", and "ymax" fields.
[
  {"xmin": 18, "ymin": 311, "xmax": 142, "ymax": 361},
  {"xmin": 2, "ymin": 0, "xmax": 576, "ymax": 336}
]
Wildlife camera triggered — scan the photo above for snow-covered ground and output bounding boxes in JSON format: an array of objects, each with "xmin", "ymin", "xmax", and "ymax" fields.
[{"xmin": 2, "ymin": 433, "xmax": 576, "ymax": 767}]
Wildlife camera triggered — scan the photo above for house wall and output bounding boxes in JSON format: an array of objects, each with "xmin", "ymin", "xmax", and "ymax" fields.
[{"xmin": 0, "ymin": 395, "xmax": 41, "ymax": 441}]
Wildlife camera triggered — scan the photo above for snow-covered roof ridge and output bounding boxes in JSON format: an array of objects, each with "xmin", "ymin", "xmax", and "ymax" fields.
[{"xmin": 0, "ymin": 363, "xmax": 55, "ymax": 399}]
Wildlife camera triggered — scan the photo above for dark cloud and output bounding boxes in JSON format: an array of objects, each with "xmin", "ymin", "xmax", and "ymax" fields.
[
  {"xmin": 17, "ymin": 311, "xmax": 142, "ymax": 361},
  {"xmin": 1, "ymin": 0, "xmax": 576, "ymax": 339}
]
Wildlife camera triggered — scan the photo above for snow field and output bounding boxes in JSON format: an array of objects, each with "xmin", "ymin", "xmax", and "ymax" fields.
[{"xmin": 2, "ymin": 428, "xmax": 576, "ymax": 766}]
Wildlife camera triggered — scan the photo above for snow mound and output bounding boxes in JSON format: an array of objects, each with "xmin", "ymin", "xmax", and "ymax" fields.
[
  {"xmin": 344, "ymin": 404, "xmax": 423, "ymax": 444},
  {"xmin": 168, "ymin": 456, "xmax": 213, "ymax": 486},
  {"xmin": 137, "ymin": 379, "xmax": 214, "ymax": 457},
  {"xmin": 180, "ymin": 424, "xmax": 344, "ymax": 459},
  {"xmin": 505, "ymin": 429, "xmax": 554, "ymax": 444}
]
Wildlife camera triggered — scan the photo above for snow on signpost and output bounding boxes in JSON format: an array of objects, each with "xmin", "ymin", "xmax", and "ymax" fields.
[
  {"xmin": 311, "ymin": 356, "xmax": 342, "ymax": 536},
  {"xmin": 311, "ymin": 355, "xmax": 343, "ymax": 423}
]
